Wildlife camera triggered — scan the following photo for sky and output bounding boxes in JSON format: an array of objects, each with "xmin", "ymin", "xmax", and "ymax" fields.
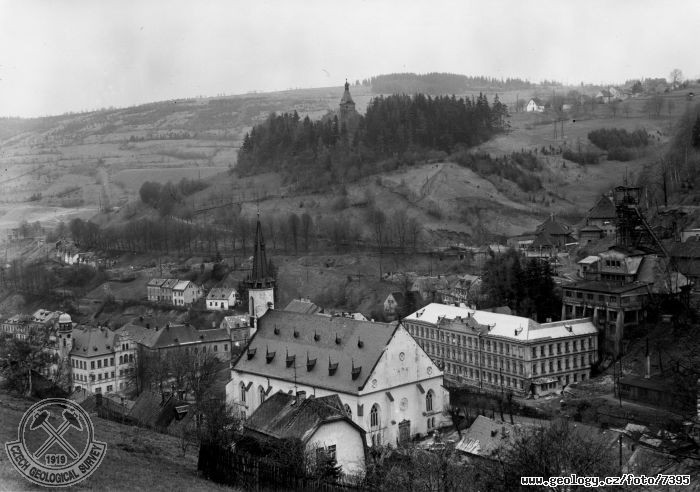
[{"xmin": 0, "ymin": 0, "xmax": 698, "ymax": 118}]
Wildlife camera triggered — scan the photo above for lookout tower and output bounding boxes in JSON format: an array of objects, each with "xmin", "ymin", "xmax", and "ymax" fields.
[{"xmin": 57, "ymin": 313, "xmax": 73, "ymax": 359}]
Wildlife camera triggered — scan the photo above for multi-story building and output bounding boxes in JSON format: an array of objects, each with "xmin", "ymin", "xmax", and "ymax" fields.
[
  {"xmin": 146, "ymin": 278, "xmax": 202, "ymax": 306},
  {"xmin": 147, "ymin": 278, "xmax": 167, "ymax": 302},
  {"xmin": 56, "ymin": 314, "xmax": 136, "ymax": 394},
  {"xmin": 206, "ymin": 287, "xmax": 238, "ymax": 311},
  {"xmin": 403, "ymin": 303, "xmax": 598, "ymax": 398},
  {"xmin": 172, "ymin": 280, "xmax": 202, "ymax": 306}
]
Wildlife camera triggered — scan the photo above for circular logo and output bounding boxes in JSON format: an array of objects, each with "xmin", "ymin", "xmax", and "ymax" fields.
[
  {"xmin": 5, "ymin": 398, "xmax": 107, "ymax": 487},
  {"xmin": 399, "ymin": 352, "xmax": 405, "ymax": 361}
]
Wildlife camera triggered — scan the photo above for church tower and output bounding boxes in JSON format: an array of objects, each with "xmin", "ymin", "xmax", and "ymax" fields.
[
  {"xmin": 247, "ymin": 216, "xmax": 275, "ymax": 329},
  {"xmin": 339, "ymin": 79, "xmax": 356, "ymax": 120}
]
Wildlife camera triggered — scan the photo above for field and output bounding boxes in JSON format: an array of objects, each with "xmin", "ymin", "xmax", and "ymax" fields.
[{"xmin": 0, "ymin": 390, "xmax": 236, "ymax": 491}]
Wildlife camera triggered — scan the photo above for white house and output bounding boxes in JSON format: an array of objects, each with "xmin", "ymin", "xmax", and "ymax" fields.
[
  {"xmin": 226, "ymin": 309, "xmax": 447, "ymax": 447},
  {"xmin": 244, "ymin": 392, "xmax": 367, "ymax": 476},
  {"xmin": 172, "ymin": 280, "xmax": 203, "ymax": 306},
  {"xmin": 206, "ymin": 287, "xmax": 238, "ymax": 311},
  {"xmin": 526, "ymin": 98, "xmax": 546, "ymax": 113}
]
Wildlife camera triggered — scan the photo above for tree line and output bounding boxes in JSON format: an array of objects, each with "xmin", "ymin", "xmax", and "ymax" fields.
[
  {"xmin": 237, "ymin": 93, "xmax": 510, "ymax": 192},
  {"xmin": 367, "ymin": 72, "xmax": 541, "ymax": 94}
]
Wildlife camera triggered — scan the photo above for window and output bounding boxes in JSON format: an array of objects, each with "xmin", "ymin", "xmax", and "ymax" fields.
[
  {"xmin": 110, "ymin": 357, "xmax": 114, "ymax": 366},
  {"xmin": 259, "ymin": 385, "xmax": 265, "ymax": 405},
  {"xmin": 97, "ymin": 360, "xmax": 102, "ymax": 369},
  {"xmin": 129, "ymin": 354, "xmax": 134, "ymax": 363},
  {"xmin": 107, "ymin": 385, "xmax": 113, "ymax": 392},
  {"xmin": 344, "ymin": 404, "xmax": 352, "ymax": 418},
  {"xmin": 119, "ymin": 355, "xmax": 123, "ymax": 364},
  {"xmin": 240, "ymin": 382, "xmax": 247, "ymax": 404},
  {"xmin": 370, "ymin": 404, "xmax": 380, "ymax": 428},
  {"xmin": 426, "ymin": 390, "xmax": 434, "ymax": 412},
  {"xmin": 90, "ymin": 361, "xmax": 95, "ymax": 370},
  {"xmin": 214, "ymin": 345, "xmax": 218, "ymax": 352},
  {"xmin": 111, "ymin": 371, "xmax": 115, "ymax": 378},
  {"xmin": 224, "ymin": 344, "xmax": 228, "ymax": 351}
]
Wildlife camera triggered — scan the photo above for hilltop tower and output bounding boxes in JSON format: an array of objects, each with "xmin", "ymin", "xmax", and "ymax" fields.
[
  {"xmin": 339, "ymin": 79, "xmax": 356, "ymax": 121},
  {"xmin": 247, "ymin": 215, "xmax": 275, "ymax": 328}
]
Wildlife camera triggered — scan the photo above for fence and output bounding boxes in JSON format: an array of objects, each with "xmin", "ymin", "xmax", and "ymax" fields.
[{"xmin": 198, "ymin": 443, "xmax": 365, "ymax": 491}]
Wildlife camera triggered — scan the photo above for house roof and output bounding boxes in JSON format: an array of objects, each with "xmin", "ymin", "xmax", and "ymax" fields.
[
  {"xmin": 117, "ymin": 322, "xmax": 230, "ymax": 349},
  {"xmin": 405, "ymin": 303, "xmax": 597, "ymax": 342},
  {"xmin": 244, "ymin": 391, "xmax": 364, "ymax": 443},
  {"xmin": 579, "ymin": 225, "xmax": 603, "ymax": 233},
  {"xmin": 588, "ymin": 195, "xmax": 617, "ymax": 220},
  {"xmin": 529, "ymin": 97, "xmax": 544, "ymax": 105},
  {"xmin": 536, "ymin": 215, "xmax": 571, "ymax": 236},
  {"xmin": 70, "ymin": 326, "xmax": 119, "ymax": 358},
  {"xmin": 128, "ymin": 390, "xmax": 189, "ymax": 429},
  {"xmin": 284, "ymin": 299, "xmax": 323, "ymax": 315},
  {"xmin": 232, "ymin": 310, "xmax": 399, "ymax": 394},
  {"xmin": 455, "ymin": 415, "xmax": 516, "ymax": 457},
  {"xmin": 578, "ymin": 256, "xmax": 600, "ymax": 265},
  {"xmin": 173, "ymin": 280, "xmax": 192, "ymax": 292},
  {"xmin": 221, "ymin": 315, "xmax": 249, "ymax": 330},
  {"xmin": 147, "ymin": 278, "xmax": 168, "ymax": 287},
  {"xmin": 207, "ymin": 287, "xmax": 236, "ymax": 300},
  {"xmin": 161, "ymin": 279, "xmax": 179, "ymax": 290}
]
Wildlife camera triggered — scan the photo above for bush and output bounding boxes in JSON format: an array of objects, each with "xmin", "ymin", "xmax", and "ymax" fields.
[
  {"xmin": 606, "ymin": 147, "xmax": 635, "ymax": 161},
  {"xmin": 562, "ymin": 149, "xmax": 600, "ymax": 165},
  {"xmin": 588, "ymin": 128, "xmax": 649, "ymax": 150}
]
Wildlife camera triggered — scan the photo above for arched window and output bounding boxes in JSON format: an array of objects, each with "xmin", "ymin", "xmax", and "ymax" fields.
[
  {"xmin": 370, "ymin": 404, "xmax": 380, "ymax": 428},
  {"xmin": 344, "ymin": 404, "xmax": 352, "ymax": 418},
  {"xmin": 259, "ymin": 385, "xmax": 266, "ymax": 405},
  {"xmin": 426, "ymin": 390, "xmax": 434, "ymax": 412},
  {"xmin": 240, "ymin": 382, "xmax": 247, "ymax": 404},
  {"xmin": 118, "ymin": 355, "xmax": 123, "ymax": 365}
]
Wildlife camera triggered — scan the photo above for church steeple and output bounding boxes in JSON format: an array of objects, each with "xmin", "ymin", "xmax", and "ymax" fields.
[{"xmin": 248, "ymin": 215, "xmax": 274, "ymax": 289}]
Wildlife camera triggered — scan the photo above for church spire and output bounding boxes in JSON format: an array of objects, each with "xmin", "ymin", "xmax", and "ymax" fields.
[{"xmin": 249, "ymin": 215, "xmax": 273, "ymax": 288}]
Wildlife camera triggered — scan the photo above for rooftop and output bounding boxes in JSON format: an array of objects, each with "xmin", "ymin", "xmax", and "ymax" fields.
[
  {"xmin": 232, "ymin": 310, "xmax": 398, "ymax": 394},
  {"xmin": 244, "ymin": 391, "xmax": 363, "ymax": 443},
  {"xmin": 71, "ymin": 326, "xmax": 120, "ymax": 357},
  {"xmin": 117, "ymin": 321, "xmax": 229, "ymax": 350}
]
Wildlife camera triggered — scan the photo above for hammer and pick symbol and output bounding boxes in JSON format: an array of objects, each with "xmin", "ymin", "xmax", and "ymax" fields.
[{"xmin": 30, "ymin": 409, "xmax": 82, "ymax": 459}]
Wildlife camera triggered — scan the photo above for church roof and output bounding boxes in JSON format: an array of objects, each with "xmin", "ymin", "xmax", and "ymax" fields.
[
  {"xmin": 232, "ymin": 310, "xmax": 399, "ymax": 395},
  {"xmin": 244, "ymin": 392, "xmax": 364, "ymax": 443}
]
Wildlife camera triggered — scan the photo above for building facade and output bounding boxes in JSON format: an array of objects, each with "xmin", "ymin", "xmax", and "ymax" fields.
[
  {"xmin": 403, "ymin": 303, "xmax": 598, "ymax": 397},
  {"xmin": 226, "ymin": 310, "xmax": 447, "ymax": 446},
  {"xmin": 206, "ymin": 288, "xmax": 238, "ymax": 311}
]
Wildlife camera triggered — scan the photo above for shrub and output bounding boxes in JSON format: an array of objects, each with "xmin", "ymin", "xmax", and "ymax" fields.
[{"xmin": 562, "ymin": 149, "xmax": 600, "ymax": 165}]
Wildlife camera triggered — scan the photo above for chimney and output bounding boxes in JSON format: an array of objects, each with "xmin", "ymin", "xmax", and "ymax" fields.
[{"xmin": 296, "ymin": 390, "xmax": 306, "ymax": 404}]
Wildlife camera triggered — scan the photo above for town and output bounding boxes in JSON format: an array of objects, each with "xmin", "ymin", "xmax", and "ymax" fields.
[{"xmin": 2, "ymin": 3, "xmax": 700, "ymax": 490}]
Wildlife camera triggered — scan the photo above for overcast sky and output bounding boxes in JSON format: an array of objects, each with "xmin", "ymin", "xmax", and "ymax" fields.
[{"xmin": 0, "ymin": 0, "xmax": 698, "ymax": 117}]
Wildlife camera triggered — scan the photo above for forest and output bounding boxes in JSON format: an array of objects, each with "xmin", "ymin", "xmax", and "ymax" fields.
[
  {"xmin": 237, "ymin": 93, "xmax": 510, "ymax": 192},
  {"xmin": 364, "ymin": 72, "xmax": 547, "ymax": 94}
]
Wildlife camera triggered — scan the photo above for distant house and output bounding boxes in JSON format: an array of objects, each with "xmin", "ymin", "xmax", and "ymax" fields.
[
  {"xmin": 439, "ymin": 275, "xmax": 481, "ymax": 306},
  {"xmin": 585, "ymin": 195, "xmax": 617, "ymax": 237},
  {"xmin": 596, "ymin": 89, "xmax": 614, "ymax": 104},
  {"xmin": 283, "ymin": 298, "xmax": 323, "ymax": 315},
  {"xmin": 147, "ymin": 279, "xmax": 167, "ymax": 302},
  {"xmin": 206, "ymin": 288, "xmax": 238, "ymax": 311},
  {"xmin": 172, "ymin": 280, "xmax": 203, "ymax": 307},
  {"xmin": 579, "ymin": 224, "xmax": 605, "ymax": 244},
  {"xmin": 128, "ymin": 390, "xmax": 192, "ymax": 433},
  {"xmin": 160, "ymin": 279, "xmax": 180, "ymax": 303},
  {"xmin": 526, "ymin": 98, "xmax": 546, "ymax": 112},
  {"xmin": 383, "ymin": 291, "xmax": 420, "ymax": 321},
  {"xmin": 244, "ymin": 391, "xmax": 367, "ymax": 476}
]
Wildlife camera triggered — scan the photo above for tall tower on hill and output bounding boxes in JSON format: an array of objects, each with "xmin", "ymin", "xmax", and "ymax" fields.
[
  {"xmin": 247, "ymin": 215, "xmax": 275, "ymax": 328},
  {"xmin": 339, "ymin": 79, "xmax": 356, "ymax": 120}
]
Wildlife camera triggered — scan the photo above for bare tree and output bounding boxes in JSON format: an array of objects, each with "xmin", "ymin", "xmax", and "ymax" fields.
[{"xmin": 669, "ymin": 68, "xmax": 684, "ymax": 88}]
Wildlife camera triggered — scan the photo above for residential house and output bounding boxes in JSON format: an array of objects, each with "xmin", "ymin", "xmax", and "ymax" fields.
[
  {"xmin": 455, "ymin": 415, "xmax": 517, "ymax": 460},
  {"xmin": 506, "ymin": 234, "xmax": 536, "ymax": 251},
  {"xmin": 172, "ymin": 280, "xmax": 203, "ymax": 307},
  {"xmin": 0, "ymin": 314, "xmax": 32, "ymax": 340},
  {"xmin": 439, "ymin": 275, "xmax": 481, "ymax": 306},
  {"xmin": 128, "ymin": 390, "xmax": 192, "ymax": 433},
  {"xmin": 206, "ymin": 287, "xmax": 238, "ymax": 311},
  {"xmin": 403, "ymin": 303, "xmax": 598, "ymax": 397},
  {"xmin": 526, "ymin": 98, "xmax": 546, "ymax": 112},
  {"xmin": 244, "ymin": 391, "xmax": 367, "ymax": 476},
  {"xmin": 596, "ymin": 89, "xmax": 614, "ymax": 104},
  {"xmin": 160, "ymin": 279, "xmax": 180, "ymax": 303},
  {"xmin": 579, "ymin": 225, "xmax": 605, "ymax": 244},
  {"xmin": 147, "ymin": 279, "xmax": 168, "ymax": 302},
  {"xmin": 226, "ymin": 309, "xmax": 447, "ymax": 446}
]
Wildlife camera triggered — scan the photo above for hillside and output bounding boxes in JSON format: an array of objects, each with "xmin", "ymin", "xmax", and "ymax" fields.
[
  {"xmin": 0, "ymin": 390, "xmax": 235, "ymax": 491},
  {"xmin": 1, "ymin": 82, "xmax": 697, "ymax": 245}
]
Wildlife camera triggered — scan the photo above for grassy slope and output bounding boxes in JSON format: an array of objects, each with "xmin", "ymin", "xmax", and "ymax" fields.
[{"xmin": 0, "ymin": 390, "xmax": 236, "ymax": 492}]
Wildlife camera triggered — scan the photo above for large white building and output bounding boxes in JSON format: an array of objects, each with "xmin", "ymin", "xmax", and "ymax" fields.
[
  {"xmin": 226, "ymin": 309, "xmax": 447, "ymax": 446},
  {"xmin": 403, "ymin": 303, "xmax": 599, "ymax": 398}
]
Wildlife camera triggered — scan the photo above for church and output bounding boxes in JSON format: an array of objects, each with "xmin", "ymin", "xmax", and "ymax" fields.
[{"xmin": 226, "ymin": 216, "xmax": 447, "ymax": 446}]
